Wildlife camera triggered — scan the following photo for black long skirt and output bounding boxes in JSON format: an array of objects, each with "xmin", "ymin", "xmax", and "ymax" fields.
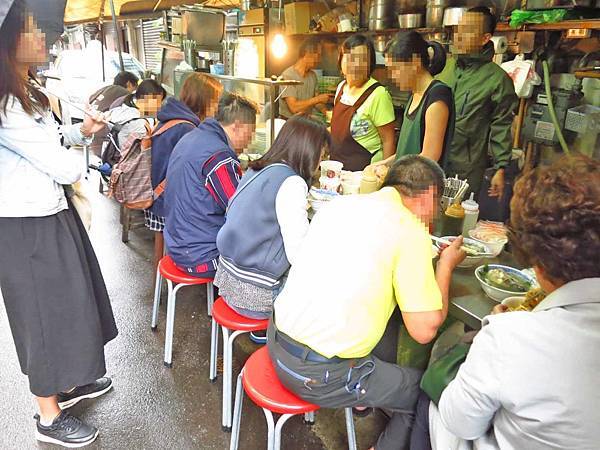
[{"xmin": 0, "ymin": 204, "xmax": 118, "ymax": 397}]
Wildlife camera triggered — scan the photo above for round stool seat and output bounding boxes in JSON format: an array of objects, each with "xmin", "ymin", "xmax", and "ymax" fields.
[
  {"xmin": 212, "ymin": 297, "xmax": 269, "ymax": 332},
  {"xmin": 242, "ymin": 346, "xmax": 319, "ymax": 415},
  {"xmin": 158, "ymin": 255, "xmax": 213, "ymax": 285}
]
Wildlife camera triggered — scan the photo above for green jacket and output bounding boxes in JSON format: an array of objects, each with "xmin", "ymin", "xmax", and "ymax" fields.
[{"xmin": 438, "ymin": 42, "xmax": 517, "ymax": 193}]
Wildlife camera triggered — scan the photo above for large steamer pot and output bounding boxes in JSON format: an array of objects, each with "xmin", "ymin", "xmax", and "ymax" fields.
[
  {"xmin": 425, "ymin": 0, "xmax": 447, "ymax": 28},
  {"xmin": 368, "ymin": 0, "xmax": 398, "ymax": 30}
]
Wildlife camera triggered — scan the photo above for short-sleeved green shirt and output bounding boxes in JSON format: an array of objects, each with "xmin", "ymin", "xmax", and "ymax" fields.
[{"xmin": 334, "ymin": 78, "xmax": 396, "ymax": 163}]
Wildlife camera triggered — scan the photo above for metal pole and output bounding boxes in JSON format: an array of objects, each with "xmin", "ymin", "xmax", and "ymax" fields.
[
  {"xmin": 100, "ymin": 21, "xmax": 106, "ymax": 82},
  {"xmin": 109, "ymin": 0, "xmax": 124, "ymax": 71},
  {"xmin": 270, "ymin": 84, "xmax": 276, "ymax": 147}
]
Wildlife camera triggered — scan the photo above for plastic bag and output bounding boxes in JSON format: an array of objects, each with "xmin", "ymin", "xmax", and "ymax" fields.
[
  {"xmin": 509, "ymin": 9, "xmax": 567, "ymax": 28},
  {"xmin": 501, "ymin": 55, "xmax": 542, "ymax": 98}
]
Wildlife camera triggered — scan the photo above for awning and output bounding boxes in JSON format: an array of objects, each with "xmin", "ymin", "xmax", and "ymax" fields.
[{"xmin": 64, "ymin": 0, "xmax": 237, "ymax": 24}]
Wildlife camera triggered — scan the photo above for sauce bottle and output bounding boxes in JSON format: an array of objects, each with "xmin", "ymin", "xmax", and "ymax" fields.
[
  {"xmin": 442, "ymin": 201, "xmax": 465, "ymax": 236},
  {"xmin": 461, "ymin": 193, "xmax": 479, "ymax": 237}
]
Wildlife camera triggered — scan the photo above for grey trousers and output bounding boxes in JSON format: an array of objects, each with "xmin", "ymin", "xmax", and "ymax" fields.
[{"xmin": 267, "ymin": 320, "xmax": 423, "ymax": 450}]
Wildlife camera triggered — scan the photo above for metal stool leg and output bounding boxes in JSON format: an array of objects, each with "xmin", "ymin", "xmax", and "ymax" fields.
[
  {"xmin": 209, "ymin": 317, "xmax": 219, "ymax": 382},
  {"xmin": 344, "ymin": 408, "xmax": 357, "ymax": 450},
  {"xmin": 207, "ymin": 282, "xmax": 214, "ymax": 316},
  {"xmin": 222, "ymin": 327, "xmax": 232, "ymax": 431},
  {"xmin": 164, "ymin": 282, "xmax": 185, "ymax": 368},
  {"xmin": 121, "ymin": 206, "xmax": 130, "ymax": 243},
  {"xmin": 303, "ymin": 411, "xmax": 315, "ymax": 424},
  {"xmin": 262, "ymin": 408, "xmax": 275, "ymax": 450},
  {"xmin": 229, "ymin": 372, "xmax": 244, "ymax": 450},
  {"xmin": 273, "ymin": 414, "xmax": 294, "ymax": 450},
  {"xmin": 151, "ymin": 266, "xmax": 162, "ymax": 330},
  {"xmin": 222, "ymin": 329, "xmax": 249, "ymax": 430}
]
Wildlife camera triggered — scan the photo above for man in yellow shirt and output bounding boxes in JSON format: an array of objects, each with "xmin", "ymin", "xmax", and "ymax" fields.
[{"xmin": 268, "ymin": 155, "xmax": 465, "ymax": 450}]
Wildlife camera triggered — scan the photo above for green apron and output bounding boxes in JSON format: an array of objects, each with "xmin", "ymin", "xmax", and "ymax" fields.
[{"xmin": 395, "ymin": 93, "xmax": 424, "ymax": 160}]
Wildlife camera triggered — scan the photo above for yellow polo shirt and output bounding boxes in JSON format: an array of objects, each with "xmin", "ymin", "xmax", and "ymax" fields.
[{"xmin": 274, "ymin": 187, "xmax": 442, "ymax": 359}]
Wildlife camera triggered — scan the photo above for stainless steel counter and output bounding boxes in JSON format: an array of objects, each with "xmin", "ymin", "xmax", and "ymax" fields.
[{"xmin": 448, "ymin": 252, "xmax": 519, "ymax": 330}]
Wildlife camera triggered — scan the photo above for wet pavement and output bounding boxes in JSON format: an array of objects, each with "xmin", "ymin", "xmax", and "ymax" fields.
[{"xmin": 0, "ymin": 170, "xmax": 386, "ymax": 450}]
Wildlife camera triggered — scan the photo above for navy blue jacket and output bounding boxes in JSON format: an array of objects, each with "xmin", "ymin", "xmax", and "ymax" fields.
[
  {"xmin": 164, "ymin": 119, "xmax": 241, "ymax": 269},
  {"xmin": 149, "ymin": 97, "xmax": 200, "ymax": 217}
]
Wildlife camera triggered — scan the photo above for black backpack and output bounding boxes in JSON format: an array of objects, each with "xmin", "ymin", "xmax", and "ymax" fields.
[{"xmin": 101, "ymin": 118, "xmax": 140, "ymax": 167}]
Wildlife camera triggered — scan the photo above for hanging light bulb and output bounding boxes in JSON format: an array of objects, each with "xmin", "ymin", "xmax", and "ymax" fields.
[{"xmin": 271, "ymin": 33, "xmax": 287, "ymax": 59}]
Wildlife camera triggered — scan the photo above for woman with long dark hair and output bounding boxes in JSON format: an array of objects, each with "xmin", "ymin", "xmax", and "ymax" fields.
[
  {"xmin": 215, "ymin": 115, "xmax": 331, "ymax": 319},
  {"xmin": 329, "ymin": 34, "xmax": 396, "ymax": 171},
  {"xmin": 0, "ymin": 1, "xmax": 117, "ymax": 446},
  {"xmin": 372, "ymin": 31, "xmax": 454, "ymax": 173}
]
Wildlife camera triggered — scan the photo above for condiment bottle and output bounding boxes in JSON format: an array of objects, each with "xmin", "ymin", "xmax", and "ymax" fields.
[
  {"xmin": 359, "ymin": 167, "xmax": 378, "ymax": 194},
  {"xmin": 442, "ymin": 201, "xmax": 465, "ymax": 236},
  {"xmin": 461, "ymin": 193, "xmax": 479, "ymax": 236}
]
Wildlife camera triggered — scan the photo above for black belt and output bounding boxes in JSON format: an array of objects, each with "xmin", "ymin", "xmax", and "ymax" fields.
[{"xmin": 274, "ymin": 329, "xmax": 345, "ymax": 364}]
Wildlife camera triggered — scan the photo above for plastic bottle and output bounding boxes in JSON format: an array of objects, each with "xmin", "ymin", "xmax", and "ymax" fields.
[
  {"xmin": 442, "ymin": 201, "xmax": 465, "ymax": 236},
  {"xmin": 461, "ymin": 193, "xmax": 479, "ymax": 237}
]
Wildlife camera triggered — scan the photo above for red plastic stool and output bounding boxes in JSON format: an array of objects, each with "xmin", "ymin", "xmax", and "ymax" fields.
[
  {"xmin": 210, "ymin": 297, "xmax": 269, "ymax": 431},
  {"xmin": 230, "ymin": 347, "xmax": 357, "ymax": 450},
  {"xmin": 151, "ymin": 255, "xmax": 214, "ymax": 367}
]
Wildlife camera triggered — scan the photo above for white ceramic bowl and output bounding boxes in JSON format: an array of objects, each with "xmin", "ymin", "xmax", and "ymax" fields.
[
  {"xmin": 468, "ymin": 230, "xmax": 508, "ymax": 257},
  {"xmin": 474, "ymin": 264, "xmax": 534, "ymax": 302},
  {"xmin": 435, "ymin": 236, "xmax": 492, "ymax": 268}
]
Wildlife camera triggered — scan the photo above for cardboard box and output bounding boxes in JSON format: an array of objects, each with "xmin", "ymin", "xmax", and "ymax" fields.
[{"xmin": 284, "ymin": 2, "xmax": 328, "ymax": 35}]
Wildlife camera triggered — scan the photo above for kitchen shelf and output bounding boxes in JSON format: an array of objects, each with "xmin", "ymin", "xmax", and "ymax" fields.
[
  {"xmin": 285, "ymin": 27, "xmax": 445, "ymax": 38},
  {"xmin": 284, "ymin": 19, "xmax": 600, "ymax": 37},
  {"xmin": 496, "ymin": 19, "xmax": 600, "ymax": 32}
]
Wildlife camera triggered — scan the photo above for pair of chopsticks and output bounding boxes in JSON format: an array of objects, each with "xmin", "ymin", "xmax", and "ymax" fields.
[{"xmin": 430, "ymin": 235, "xmax": 494, "ymax": 257}]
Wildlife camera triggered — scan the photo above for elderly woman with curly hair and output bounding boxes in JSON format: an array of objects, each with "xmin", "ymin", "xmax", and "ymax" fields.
[{"xmin": 415, "ymin": 155, "xmax": 600, "ymax": 450}]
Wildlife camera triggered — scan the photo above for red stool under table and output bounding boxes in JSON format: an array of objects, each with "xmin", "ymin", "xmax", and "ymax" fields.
[
  {"xmin": 210, "ymin": 297, "xmax": 269, "ymax": 431},
  {"xmin": 230, "ymin": 346, "xmax": 357, "ymax": 450},
  {"xmin": 151, "ymin": 255, "xmax": 214, "ymax": 367}
]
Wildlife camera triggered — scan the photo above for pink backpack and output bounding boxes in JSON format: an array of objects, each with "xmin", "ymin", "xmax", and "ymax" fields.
[{"xmin": 108, "ymin": 119, "xmax": 194, "ymax": 209}]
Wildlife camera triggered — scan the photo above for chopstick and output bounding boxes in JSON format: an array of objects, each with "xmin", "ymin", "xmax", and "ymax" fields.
[{"xmin": 430, "ymin": 235, "xmax": 494, "ymax": 257}]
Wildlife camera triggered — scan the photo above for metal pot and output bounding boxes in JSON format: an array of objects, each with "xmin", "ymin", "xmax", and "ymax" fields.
[
  {"xmin": 196, "ymin": 57, "xmax": 211, "ymax": 72},
  {"xmin": 426, "ymin": 6, "xmax": 445, "ymax": 28},
  {"xmin": 373, "ymin": 35, "xmax": 389, "ymax": 53},
  {"xmin": 442, "ymin": 7, "xmax": 468, "ymax": 27},
  {"xmin": 368, "ymin": 0, "xmax": 397, "ymax": 30},
  {"xmin": 369, "ymin": 19, "xmax": 392, "ymax": 30},
  {"xmin": 398, "ymin": 13, "xmax": 423, "ymax": 29}
]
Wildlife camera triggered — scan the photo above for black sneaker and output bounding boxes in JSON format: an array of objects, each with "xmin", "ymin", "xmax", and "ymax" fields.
[
  {"xmin": 35, "ymin": 411, "xmax": 98, "ymax": 448},
  {"xmin": 57, "ymin": 377, "xmax": 113, "ymax": 410}
]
